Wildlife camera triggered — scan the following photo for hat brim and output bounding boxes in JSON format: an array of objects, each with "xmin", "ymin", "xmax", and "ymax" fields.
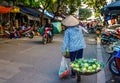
[{"xmin": 62, "ymin": 15, "xmax": 79, "ymax": 27}]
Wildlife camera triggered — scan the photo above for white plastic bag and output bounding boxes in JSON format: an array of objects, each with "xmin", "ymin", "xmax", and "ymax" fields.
[{"xmin": 59, "ymin": 56, "xmax": 70, "ymax": 78}]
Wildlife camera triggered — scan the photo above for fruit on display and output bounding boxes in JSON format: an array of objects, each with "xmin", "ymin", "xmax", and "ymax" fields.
[{"xmin": 70, "ymin": 58, "xmax": 104, "ymax": 73}]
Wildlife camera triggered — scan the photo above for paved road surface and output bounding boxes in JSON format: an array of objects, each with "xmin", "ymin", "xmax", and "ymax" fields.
[{"xmin": 0, "ymin": 34, "xmax": 119, "ymax": 83}]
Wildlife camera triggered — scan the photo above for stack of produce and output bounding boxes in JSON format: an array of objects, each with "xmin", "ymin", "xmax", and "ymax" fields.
[{"xmin": 70, "ymin": 58, "xmax": 104, "ymax": 73}]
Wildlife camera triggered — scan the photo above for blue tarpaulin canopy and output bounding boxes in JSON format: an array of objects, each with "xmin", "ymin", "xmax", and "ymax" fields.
[
  {"xmin": 20, "ymin": 7, "xmax": 40, "ymax": 17},
  {"xmin": 101, "ymin": 1, "xmax": 120, "ymax": 15},
  {"xmin": 38, "ymin": 9, "xmax": 63, "ymax": 20},
  {"xmin": 107, "ymin": 1, "xmax": 120, "ymax": 10},
  {"xmin": 101, "ymin": 6, "xmax": 108, "ymax": 14}
]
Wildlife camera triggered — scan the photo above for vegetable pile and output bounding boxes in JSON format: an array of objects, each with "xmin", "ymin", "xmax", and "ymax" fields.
[{"xmin": 70, "ymin": 58, "xmax": 104, "ymax": 73}]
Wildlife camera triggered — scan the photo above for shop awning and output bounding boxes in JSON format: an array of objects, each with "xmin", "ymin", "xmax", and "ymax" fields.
[
  {"xmin": 38, "ymin": 9, "xmax": 63, "ymax": 20},
  {"xmin": 27, "ymin": 15, "xmax": 40, "ymax": 21},
  {"xmin": 11, "ymin": 7, "xmax": 20, "ymax": 13},
  {"xmin": 20, "ymin": 11, "xmax": 40, "ymax": 21},
  {"xmin": 20, "ymin": 7, "xmax": 40, "ymax": 17},
  {"xmin": 0, "ymin": 6, "xmax": 12, "ymax": 14},
  {"xmin": 101, "ymin": 1, "xmax": 120, "ymax": 15}
]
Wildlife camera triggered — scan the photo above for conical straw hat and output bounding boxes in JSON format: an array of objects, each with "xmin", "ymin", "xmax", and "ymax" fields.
[{"xmin": 62, "ymin": 15, "xmax": 79, "ymax": 27}]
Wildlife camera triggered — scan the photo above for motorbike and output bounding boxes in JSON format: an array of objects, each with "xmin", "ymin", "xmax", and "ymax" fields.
[
  {"xmin": 42, "ymin": 27, "xmax": 53, "ymax": 44},
  {"xmin": 16, "ymin": 27, "xmax": 34, "ymax": 38},
  {"xmin": 3, "ymin": 27, "xmax": 34, "ymax": 39},
  {"xmin": 108, "ymin": 52, "xmax": 120, "ymax": 76},
  {"xmin": 106, "ymin": 44, "xmax": 120, "ymax": 76},
  {"xmin": 101, "ymin": 31, "xmax": 119, "ymax": 45},
  {"xmin": 101, "ymin": 32, "xmax": 112, "ymax": 45}
]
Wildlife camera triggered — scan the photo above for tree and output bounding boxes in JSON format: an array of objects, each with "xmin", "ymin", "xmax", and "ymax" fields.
[
  {"xmin": 47, "ymin": 0, "xmax": 67, "ymax": 19},
  {"xmin": 47, "ymin": 0, "xmax": 82, "ymax": 20},
  {"xmin": 82, "ymin": 0, "xmax": 107, "ymax": 17},
  {"xmin": 3, "ymin": 0, "xmax": 83, "ymax": 25},
  {"xmin": 33, "ymin": 0, "xmax": 82, "ymax": 25},
  {"xmin": 67, "ymin": 0, "xmax": 81, "ymax": 15},
  {"xmin": 37, "ymin": 0, "xmax": 54, "ymax": 26},
  {"xmin": 79, "ymin": 8, "xmax": 92, "ymax": 20},
  {"xmin": 0, "ymin": 0, "xmax": 2, "ymax": 3}
]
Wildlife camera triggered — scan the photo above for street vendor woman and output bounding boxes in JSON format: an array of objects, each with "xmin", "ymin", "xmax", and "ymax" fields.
[{"xmin": 61, "ymin": 15, "xmax": 86, "ymax": 80}]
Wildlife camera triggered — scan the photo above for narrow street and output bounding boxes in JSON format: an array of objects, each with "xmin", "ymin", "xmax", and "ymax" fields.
[
  {"xmin": 0, "ymin": 0, "xmax": 120, "ymax": 83},
  {"xmin": 0, "ymin": 34, "xmax": 119, "ymax": 83}
]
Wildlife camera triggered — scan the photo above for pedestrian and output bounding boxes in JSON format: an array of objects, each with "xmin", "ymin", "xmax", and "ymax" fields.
[{"xmin": 61, "ymin": 15, "xmax": 86, "ymax": 79}]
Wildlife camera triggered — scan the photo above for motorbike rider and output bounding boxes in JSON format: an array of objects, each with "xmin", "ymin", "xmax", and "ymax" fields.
[{"xmin": 44, "ymin": 19, "xmax": 54, "ymax": 38}]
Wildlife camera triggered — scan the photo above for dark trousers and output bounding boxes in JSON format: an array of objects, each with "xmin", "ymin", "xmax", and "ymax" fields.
[{"xmin": 70, "ymin": 49, "xmax": 83, "ymax": 75}]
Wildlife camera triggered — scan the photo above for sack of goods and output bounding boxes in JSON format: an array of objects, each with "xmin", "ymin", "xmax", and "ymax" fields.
[{"xmin": 70, "ymin": 58, "xmax": 105, "ymax": 75}]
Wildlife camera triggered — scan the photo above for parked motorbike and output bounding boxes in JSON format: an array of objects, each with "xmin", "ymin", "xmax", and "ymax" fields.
[
  {"xmin": 3, "ymin": 27, "xmax": 34, "ymax": 39},
  {"xmin": 42, "ymin": 27, "xmax": 53, "ymax": 44},
  {"xmin": 101, "ymin": 31, "xmax": 119, "ymax": 45},
  {"xmin": 17, "ymin": 27, "xmax": 34, "ymax": 38},
  {"xmin": 108, "ymin": 51, "xmax": 120, "ymax": 76},
  {"xmin": 106, "ymin": 44, "xmax": 120, "ymax": 76},
  {"xmin": 101, "ymin": 32, "xmax": 112, "ymax": 45},
  {"xmin": 3, "ymin": 30, "xmax": 18, "ymax": 39}
]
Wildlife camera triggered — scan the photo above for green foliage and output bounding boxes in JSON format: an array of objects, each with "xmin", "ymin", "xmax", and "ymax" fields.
[
  {"xmin": 68, "ymin": 5, "xmax": 77, "ymax": 14},
  {"xmin": 65, "ymin": 0, "xmax": 81, "ymax": 14},
  {"xmin": 95, "ymin": 10, "xmax": 101, "ymax": 17},
  {"xmin": 24, "ymin": 0, "xmax": 30, "ymax": 6},
  {"xmin": 82, "ymin": 0, "xmax": 107, "ymax": 17},
  {"xmin": 51, "ymin": 0, "xmax": 57, "ymax": 3},
  {"xmin": 0, "ymin": 0, "xmax": 2, "ymax": 3},
  {"xmin": 3, "ymin": 0, "xmax": 82, "ymax": 16},
  {"xmin": 79, "ymin": 8, "xmax": 92, "ymax": 20},
  {"xmin": 30, "ymin": 0, "xmax": 41, "ymax": 8},
  {"xmin": 15, "ymin": 0, "xmax": 41, "ymax": 8}
]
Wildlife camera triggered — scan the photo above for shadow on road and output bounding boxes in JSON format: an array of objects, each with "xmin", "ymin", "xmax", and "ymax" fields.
[{"xmin": 25, "ymin": 40, "xmax": 43, "ymax": 45}]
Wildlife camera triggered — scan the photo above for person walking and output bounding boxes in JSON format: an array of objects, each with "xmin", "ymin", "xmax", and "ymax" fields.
[{"xmin": 61, "ymin": 15, "xmax": 86, "ymax": 79}]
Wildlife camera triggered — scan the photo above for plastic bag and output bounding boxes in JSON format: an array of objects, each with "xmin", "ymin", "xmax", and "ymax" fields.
[{"xmin": 59, "ymin": 56, "xmax": 70, "ymax": 78}]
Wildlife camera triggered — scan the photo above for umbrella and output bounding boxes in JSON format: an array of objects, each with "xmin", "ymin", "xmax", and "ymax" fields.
[
  {"xmin": 38, "ymin": 22, "xmax": 62, "ymax": 35},
  {"xmin": 52, "ymin": 22, "xmax": 62, "ymax": 34},
  {"xmin": 39, "ymin": 25, "xmax": 45, "ymax": 36}
]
